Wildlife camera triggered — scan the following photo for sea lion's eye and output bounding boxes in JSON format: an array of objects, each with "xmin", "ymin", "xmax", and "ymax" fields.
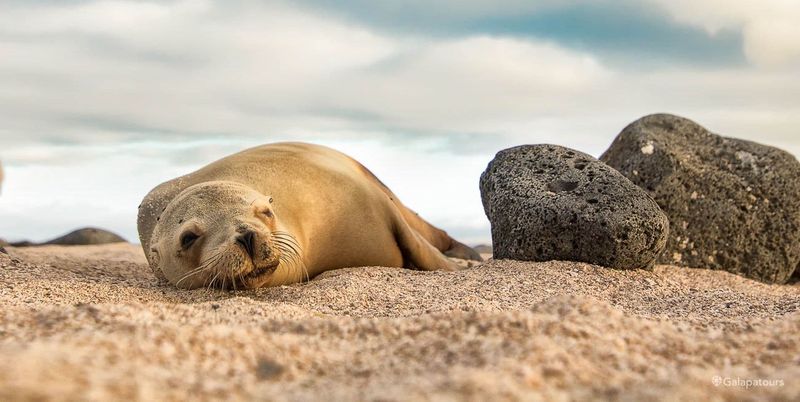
[
  {"xmin": 262, "ymin": 209, "xmax": 273, "ymax": 218},
  {"xmin": 180, "ymin": 232, "xmax": 200, "ymax": 250}
]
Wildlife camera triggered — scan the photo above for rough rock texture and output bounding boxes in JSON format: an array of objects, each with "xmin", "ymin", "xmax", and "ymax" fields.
[
  {"xmin": 480, "ymin": 144, "xmax": 669, "ymax": 269},
  {"xmin": 43, "ymin": 227, "xmax": 127, "ymax": 246},
  {"xmin": 601, "ymin": 114, "xmax": 800, "ymax": 284},
  {"xmin": 0, "ymin": 244, "xmax": 798, "ymax": 401}
]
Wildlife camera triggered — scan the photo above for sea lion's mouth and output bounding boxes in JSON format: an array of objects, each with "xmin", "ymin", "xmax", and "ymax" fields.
[{"xmin": 244, "ymin": 261, "xmax": 279, "ymax": 280}]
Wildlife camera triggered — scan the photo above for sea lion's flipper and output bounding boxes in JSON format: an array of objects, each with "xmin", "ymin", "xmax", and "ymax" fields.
[
  {"xmin": 396, "ymin": 207, "xmax": 483, "ymax": 262},
  {"xmin": 443, "ymin": 240, "xmax": 483, "ymax": 261},
  {"xmin": 392, "ymin": 215, "xmax": 461, "ymax": 272},
  {"xmin": 356, "ymin": 162, "xmax": 482, "ymax": 262}
]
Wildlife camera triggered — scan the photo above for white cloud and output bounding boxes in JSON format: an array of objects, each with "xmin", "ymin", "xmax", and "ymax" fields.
[
  {"xmin": 649, "ymin": 0, "xmax": 800, "ymax": 67},
  {"xmin": 314, "ymin": 36, "xmax": 611, "ymax": 133},
  {"xmin": 0, "ymin": 0, "xmax": 397, "ymax": 146}
]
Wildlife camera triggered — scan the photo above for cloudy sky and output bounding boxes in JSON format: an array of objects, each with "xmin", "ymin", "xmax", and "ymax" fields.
[{"xmin": 1, "ymin": 0, "xmax": 799, "ymax": 245}]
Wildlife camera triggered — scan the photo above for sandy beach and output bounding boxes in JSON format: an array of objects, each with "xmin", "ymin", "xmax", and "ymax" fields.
[{"xmin": 0, "ymin": 243, "xmax": 797, "ymax": 401}]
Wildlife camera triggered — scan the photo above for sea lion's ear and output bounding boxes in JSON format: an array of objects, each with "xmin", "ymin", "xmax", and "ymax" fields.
[
  {"xmin": 149, "ymin": 245, "xmax": 161, "ymax": 268},
  {"xmin": 147, "ymin": 238, "xmax": 165, "ymax": 279},
  {"xmin": 268, "ymin": 196, "xmax": 274, "ymax": 204},
  {"xmin": 147, "ymin": 240, "xmax": 168, "ymax": 281}
]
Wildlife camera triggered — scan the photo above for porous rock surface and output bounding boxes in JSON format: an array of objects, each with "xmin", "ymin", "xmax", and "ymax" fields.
[
  {"xmin": 601, "ymin": 114, "xmax": 800, "ymax": 284},
  {"xmin": 480, "ymin": 144, "xmax": 669, "ymax": 269}
]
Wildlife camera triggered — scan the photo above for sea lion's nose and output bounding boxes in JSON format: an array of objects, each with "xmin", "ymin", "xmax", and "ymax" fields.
[{"xmin": 236, "ymin": 230, "xmax": 257, "ymax": 259}]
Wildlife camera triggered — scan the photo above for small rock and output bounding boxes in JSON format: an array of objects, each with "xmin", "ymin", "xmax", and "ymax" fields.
[
  {"xmin": 44, "ymin": 227, "xmax": 127, "ymax": 246},
  {"xmin": 480, "ymin": 144, "xmax": 669, "ymax": 269},
  {"xmin": 473, "ymin": 244, "xmax": 493, "ymax": 254},
  {"xmin": 601, "ymin": 113, "xmax": 800, "ymax": 283}
]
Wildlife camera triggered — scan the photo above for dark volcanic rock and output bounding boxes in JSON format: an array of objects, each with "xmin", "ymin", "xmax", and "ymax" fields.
[
  {"xmin": 601, "ymin": 114, "xmax": 800, "ymax": 283},
  {"xmin": 480, "ymin": 144, "xmax": 669, "ymax": 269},
  {"xmin": 44, "ymin": 228, "xmax": 127, "ymax": 246}
]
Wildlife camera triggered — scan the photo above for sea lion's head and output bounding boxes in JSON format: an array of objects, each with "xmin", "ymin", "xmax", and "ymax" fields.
[{"xmin": 148, "ymin": 181, "xmax": 301, "ymax": 289}]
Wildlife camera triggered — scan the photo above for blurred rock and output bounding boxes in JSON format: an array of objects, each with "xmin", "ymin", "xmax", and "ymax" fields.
[
  {"xmin": 473, "ymin": 244, "xmax": 493, "ymax": 254},
  {"xmin": 9, "ymin": 240, "xmax": 35, "ymax": 247},
  {"xmin": 11, "ymin": 228, "xmax": 127, "ymax": 247},
  {"xmin": 44, "ymin": 228, "xmax": 127, "ymax": 246}
]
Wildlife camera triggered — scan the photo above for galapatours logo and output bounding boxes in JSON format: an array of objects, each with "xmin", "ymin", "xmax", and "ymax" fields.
[{"xmin": 712, "ymin": 376, "xmax": 785, "ymax": 388}]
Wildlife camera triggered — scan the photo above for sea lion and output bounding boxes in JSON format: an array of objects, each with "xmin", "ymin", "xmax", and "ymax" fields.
[{"xmin": 137, "ymin": 142, "xmax": 481, "ymax": 289}]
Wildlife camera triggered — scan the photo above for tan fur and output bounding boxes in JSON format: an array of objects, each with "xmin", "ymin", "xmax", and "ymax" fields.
[{"xmin": 138, "ymin": 142, "xmax": 472, "ymax": 289}]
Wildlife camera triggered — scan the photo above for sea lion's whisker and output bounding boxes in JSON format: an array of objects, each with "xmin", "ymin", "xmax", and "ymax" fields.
[
  {"xmin": 296, "ymin": 255, "xmax": 310, "ymax": 282},
  {"xmin": 274, "ymin": 241, "xmax": 308, "ymax": 282},
  {"xmin": 176, "ymin": 257, "xmax": 214, "ymax": 282},
  {"xmin": 274, "ymin": 237, "xmax": 301, "ymax": 258},
  {"xmin": 273, "ymin": 239, "xmax": 293, "ymax": 259},
  {"xmin": 177, "ymin": 249, "xmax": 227, "ymax": 288},
  {"xmin": 277, "ymin": 243, "xmax": 297, "ymax": 281},
  {"xmin": 175, "ymin": 269, "xmax": 205, "ymax": 288},
  {"xmin": 274, "ymin": 235, "xmax": 300, "ymax": 249},
  {"xmin": 273, "ymin": 232, "xmax": 301, "ymax": 253},
  {"xmin": 219, "ymin": 254, "xmax": 238, "ymax": 290},
  {"xmin": 273, "ymin": 242, "xmax": 293, "ymax": 275},
  {"xmin": 231, "ymin": 268, "xmax": 239, "ymax": 291},
  {"xmin": 175, "ymin": 266, "xmax": 207, "ymax": 287},
  {"xmin": 207, "ymin": 271, "xmax": 222, "ymax": 292},
  {"xmin": 274, "ymin": 240, "xmax": 297, "ymax": 257},
  {"xmin": 276, "ymin": 233, "xmax": 309, "ymax": 281},
  {"xmin": 190, "ymin": 251, "xmax": 224, "ymax": 272},
  {"xmin": 195, "ymin": 251, "xmax": 226, "ymax": 272},
  {"xmin": 273, "ymin": 231, "xmax": 300, "ymax": 244}
]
